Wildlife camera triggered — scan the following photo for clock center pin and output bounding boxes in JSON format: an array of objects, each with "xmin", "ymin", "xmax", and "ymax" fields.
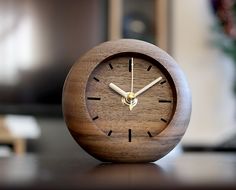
[{"xmin": 122, "ymin": 92, "xmax": 138, "ymax": 110}]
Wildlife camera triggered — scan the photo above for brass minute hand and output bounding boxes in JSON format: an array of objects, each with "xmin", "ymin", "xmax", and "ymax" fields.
[{"xmin": 134, "ymin": 77, "xmax": 162, "ymax": 97}]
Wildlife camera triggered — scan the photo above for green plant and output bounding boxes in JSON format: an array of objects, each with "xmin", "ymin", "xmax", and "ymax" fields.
[{"xmin": 211, "ymin": 0, "xmax": 236, "ymax": 94}]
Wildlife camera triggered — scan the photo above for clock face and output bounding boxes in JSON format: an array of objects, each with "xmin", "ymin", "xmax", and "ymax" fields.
[{"xmin": 86, "ymin": 53, "xmax": 177, "ymax": 141}]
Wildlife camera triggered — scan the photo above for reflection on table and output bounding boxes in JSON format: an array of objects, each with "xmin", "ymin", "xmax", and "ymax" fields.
[{"xmin": 0, "ymin": 151, "xmax": 236, "ymax": 189}]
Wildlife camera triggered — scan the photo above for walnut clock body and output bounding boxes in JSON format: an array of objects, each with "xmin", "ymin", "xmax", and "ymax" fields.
[{"xmin": 63, "ymin": 39, "xmax": 191, "ymax": 163}]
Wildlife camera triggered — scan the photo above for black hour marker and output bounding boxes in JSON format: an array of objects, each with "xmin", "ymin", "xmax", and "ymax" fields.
[
  {"xmin": 93, "ymin": 77, "xmax": 99, "ymax": 82},
  {"xmin": 109, "ymin": 63, "xmax": 113, "ymax": 70},
  {"xmin": 128, "ymin": 129, "xmax": 132, "ymax": 142},
  {"xmin": 87, "ymin": 97, "xmax": 101, "ymax": 100},
  {"xmin": 129, "ymin": 58, "xmax": 132, "ymax": 72},
  {"xmin": 160, "ymin": 80, "xmax": 166, "ymax": 85},
  {"xmin": 108, "ymin": 130, "xmax": 112, "ymax": 136},
  {"xmin": 92, "ymin": 116, "xmax": 99, "ymax": 120},
  {"xmin": 147, "ymin": 131, "xmax": 152, "ymax": 137},
  {"xmin": 159, "ymin": 100, "xmax": 172, "ymax": 103},
  {"xmin": 147, "ymin": 65, "xmax": 152, "ymax": 71},
  {"xmin": 161, "ymin": 118, "xmax": 167, "ymax": 123}
]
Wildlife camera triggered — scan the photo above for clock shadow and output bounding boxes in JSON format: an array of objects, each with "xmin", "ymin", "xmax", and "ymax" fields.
[{"xmin": 83, "ymin": 162, "xmax": 172, "ymax": 190}]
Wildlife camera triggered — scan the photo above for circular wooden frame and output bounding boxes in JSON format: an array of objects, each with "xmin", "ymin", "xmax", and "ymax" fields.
[{"xmin": 63, "ymin": 39, "xmax": 191, "ymax": 162}]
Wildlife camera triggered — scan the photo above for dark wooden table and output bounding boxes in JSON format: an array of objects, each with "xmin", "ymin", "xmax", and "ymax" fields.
[{"xmin": 0, "ymin": 149, "xmax": 236, "ymax": 190}]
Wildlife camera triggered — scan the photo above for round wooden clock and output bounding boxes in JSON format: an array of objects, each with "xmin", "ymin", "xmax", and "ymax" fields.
[{"xmin": 63, "ymin": 39, "xmax": 191, "ymax": 163}]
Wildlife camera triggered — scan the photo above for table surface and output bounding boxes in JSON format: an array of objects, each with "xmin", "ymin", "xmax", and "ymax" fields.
[{"xmin": 0, "ymin": 148, "xmax": 236, "ymax": 190}]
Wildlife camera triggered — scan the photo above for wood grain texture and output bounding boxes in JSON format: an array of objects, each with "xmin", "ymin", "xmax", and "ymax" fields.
[
  {"xmin": 62, "ymin": 39, "xmax": 191, "ymax": 162},
  {"xmin": 86, "ymin": 54, "xmax": 175, "ymax": 138}
]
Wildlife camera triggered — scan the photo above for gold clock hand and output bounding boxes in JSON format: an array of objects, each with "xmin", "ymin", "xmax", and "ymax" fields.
[
  {"xmin": 109, "ymin": 83, "xmax": 128, "ymax": 98},
  {"xmin": 130, "ymin": 57, "xmax": 134, "ymax": 111},
  {"xmin": 130, "ymin": 57, "xmax": 134, "ymax": 93},
  {"xmin": 129, "ymin": 94, "xmax": 135, "ymax": 111},
  {"xmin": 134, "ymin": 77, "xmax": 162, "ymax": 97}
]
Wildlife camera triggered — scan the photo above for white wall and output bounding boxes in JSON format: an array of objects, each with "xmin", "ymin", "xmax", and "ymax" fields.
[{"xmin": 172, "ymin": 0, "xmax": 236, "ymax": 145}]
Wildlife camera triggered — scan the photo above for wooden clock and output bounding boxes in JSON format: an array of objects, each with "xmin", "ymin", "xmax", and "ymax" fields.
[{"xmin": 63, "ymin": 39, "xmax": 191, "ymax": 163}]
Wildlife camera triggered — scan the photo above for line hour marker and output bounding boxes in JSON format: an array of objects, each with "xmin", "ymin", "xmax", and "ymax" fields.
[
  {"xmin": 93, "ymin": 77, "xmax": 99, "ymax": 82},
  {"xmin": 92, "ymin": 116, "xmax": 99, "ymax": 120},
  {"xmin": 160, "ymin": 80, "xmax": 166, "ymax": 85},
  {"xmin": 159, "ymin": 100, "xmax": 172, "ymax": 103},
  {"xmin": 108, "ymin": 130, "xmax": 112, "ymax": 136},
  {"xmin": 147, "ymin": 131, "xmax": 152, "ymax": 137},
  {"xmin": 128, "ymin": 129, "xmax": 132, "ymax": 142},
  {"xmin": 87, "ymin": 97, "xmax": 101, "ymax": 100},
  {"xmin": 161, "ymin": 118, "xmax": 167, "ymax": 123},
  {"xmin": 147, "ymin": 65, "xmax": 152, "ymax": 71},
  {"xmin": 129, "ymin": 58, "xmax": 132, "ymax": 72},
  {"xmin": 109, "ymin": 63, "xmax": 113, "ymax": 70}
]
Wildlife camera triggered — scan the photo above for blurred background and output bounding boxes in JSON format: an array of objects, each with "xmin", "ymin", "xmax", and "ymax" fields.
[{"xmin": 0, "ymin": 0, "xmax": 236, "ymax": 183}]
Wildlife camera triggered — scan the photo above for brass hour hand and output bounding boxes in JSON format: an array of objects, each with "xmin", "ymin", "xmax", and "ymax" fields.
[{"xmin": 109, "ymin": 83, "xmax": 128, "ymax": 98}]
